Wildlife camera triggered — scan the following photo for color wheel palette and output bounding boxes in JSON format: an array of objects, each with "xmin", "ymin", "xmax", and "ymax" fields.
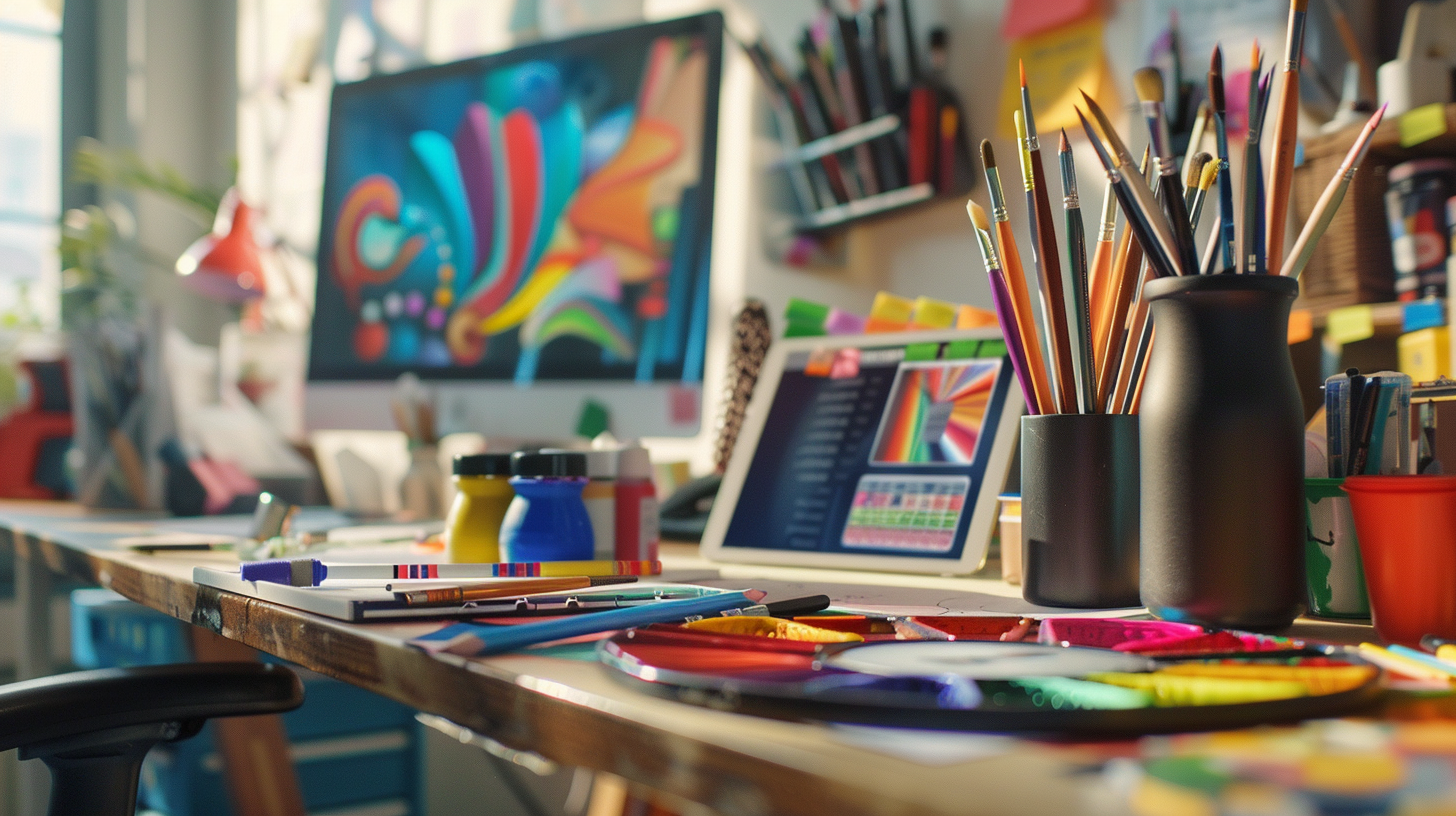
[
  {"xmin": 870, "ymin": 360, "xmax": 1001, "ymax": 464},
  {"xmin": 599, "ymin": 629, "xmax": 1385, "ymax": 734}
]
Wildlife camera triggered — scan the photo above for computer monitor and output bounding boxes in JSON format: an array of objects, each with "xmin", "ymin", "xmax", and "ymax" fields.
[{"xmin": 306, "ymin": 13, "xmax": 724, "ymax": 440}]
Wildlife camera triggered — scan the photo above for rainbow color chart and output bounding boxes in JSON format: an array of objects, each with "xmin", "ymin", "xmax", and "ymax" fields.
[
  {"xmin": 870, "ymin": 360, "xmax": 1002, "ymax": 464},
  {"xmin": 310, "ymin": 23, "xmax": 716, "ymax": 385}
]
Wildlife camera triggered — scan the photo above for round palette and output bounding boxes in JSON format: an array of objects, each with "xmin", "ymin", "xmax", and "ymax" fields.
[{"xmin": 599, "ymin": 630, "xmax": 1386, "ymax": 735}]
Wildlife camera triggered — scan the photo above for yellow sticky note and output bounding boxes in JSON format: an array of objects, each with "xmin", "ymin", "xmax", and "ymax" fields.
[
  {"xmin": 1399, "ymin": 103, "xmax": 1448, "ymax": 148},
  {"xmin": 1326, "ymin": 305, "xmax": 1374, "ymax": 345},
  {"xmin": 998, "ymin": 19, "xmax": 1117, "ymax": 141}
]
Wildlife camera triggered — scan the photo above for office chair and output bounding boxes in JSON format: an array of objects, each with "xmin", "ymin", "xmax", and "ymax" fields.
[{"xmin": 0, "ymin": 661, "xmax": 304, "ymax": 816}]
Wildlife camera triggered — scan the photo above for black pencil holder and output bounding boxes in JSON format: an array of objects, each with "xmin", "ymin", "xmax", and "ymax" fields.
[
  {"xmin": 1020, "ymin": 413, "xmax": 1141, "ymax": 608},
  {"xmin": 1139, "ymin": 274, "xmax": 1305, "ymax": 630}
]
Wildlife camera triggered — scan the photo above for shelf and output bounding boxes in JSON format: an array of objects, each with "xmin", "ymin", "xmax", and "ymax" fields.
[
  {"xmin": 777, "ymin": 114, "xmax": 902, "ymax": 165},
  {"xmin": 793, "ymin": 182, "xmax": 936, "ymax": 231}
]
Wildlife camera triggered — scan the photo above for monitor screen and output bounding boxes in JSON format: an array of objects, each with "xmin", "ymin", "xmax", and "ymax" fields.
[{"xmin": 309, "ymin": 14, "xmax": 722, "ymax": 401}]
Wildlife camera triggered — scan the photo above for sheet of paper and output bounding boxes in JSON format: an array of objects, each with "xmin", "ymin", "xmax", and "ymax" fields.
[{"xmin": 997, "ymin": 19, "xmax": 1118, "ymax": 141}]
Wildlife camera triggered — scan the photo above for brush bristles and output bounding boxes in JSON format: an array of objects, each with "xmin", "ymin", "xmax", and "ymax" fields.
[
  {"xmin": 1198, "ymin": 158, "xmax": 1220, "ymax": 191},
  {"xmin": 1211, "ymin": 44, "xmax": 1222, "ymax": 74},
  {"xmin": 980, "ymin": 139, "xmax": 996, "ymax": 170},
  {"xmin": 1059, "ymin": 128, "xmax": 1070, "ymax": 152},
  {"xmin": 1292, "ymin": 0, "xmax": 1308, "ymax": 10},
  {"xmin": 967, "ymin": 200, "xmax": 990, "ymax": 231},
  {"xmin": 1209, "ymin": 73, "xmax": 1225, "ymax": 114},
  {"xmin": 1185, "ymin": 152, "xmax": 1210, "ymax": 188},
  {"xmin": 1133, "ymin": 67, "xmax": 1165, "ymax": 105},
  {"xmin": 1019, "ymin": 59, "xmax": 1027, "ymax": 87}
]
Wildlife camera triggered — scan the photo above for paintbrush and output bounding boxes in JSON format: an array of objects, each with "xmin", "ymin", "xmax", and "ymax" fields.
[
  {"xmin": 1133, "ymin": 67, "xmax": 1200, "ymax": 275},
  {"xmin": 1020, "ymin": 63, "xmax": 1078, "ymax": 413},
  {"xmin": 1059, "ymin": 130, "xmax": 1096, "ymax": 413},
  {"xmin": 1265, "ymin": 0, "xmax": 1309, "ymax": 274},
  {"xmin": 1078, "ymin": 96, "xmax": 1185, "ymax": 277},
  {"xmin": 1182, "ymin": 99, "xmax": 1210, "ymax": 176},
  {"xmin": 1281, "ymin": 104, "xmax": 1386, "ymax": 279},
  {"xmin": 1209, "ymin": 45, "xmax": 1237, "ymax": 272},
  {"xmin": 1182, "ymin": 151, "xmax": 1210, "ymax": 211},
  {"xmin": 1240, "ymin": 43, "xmax": 1266, "ymax": 273},
  {"xmin": 1013, "ymin": 112, "xmax": 1065, "ymax": 413},
  {"xmin": 1190, "ymin": 153, "xmax": 1220, "ymax": 233},
  {"xmin": 969, "ymin": 201, "xmax": 1042, "ymax": 417},
  {"xmin": 1094, "ymin": 148, "xmax": 1150, "ymax": 409},
  {"xmin": 1088, "ymin": 177, "xmax": 1118, "ymax": 353},
  {"xmin": 981, "ymin": 139, "xmax": 1054, "ymax": 414}
]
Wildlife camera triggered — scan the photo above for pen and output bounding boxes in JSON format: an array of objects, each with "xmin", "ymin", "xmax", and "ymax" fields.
[
  {"xmin": 398, "ymin": 575, "xmax": 638, "ymax": 606},
  {"xmin": 419, "ymin": 590, "xmax": 768, "ymax": 657}
]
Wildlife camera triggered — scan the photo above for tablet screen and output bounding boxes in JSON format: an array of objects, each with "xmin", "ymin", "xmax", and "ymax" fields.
[{"xmin": 721, "ymin": 337, "xmax": 1013, "ymax": 561}]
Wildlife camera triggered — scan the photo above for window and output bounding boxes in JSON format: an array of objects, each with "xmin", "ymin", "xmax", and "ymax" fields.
[{"xmin": 0, "ymin": 0, "xmax": 60, "ymax": 328}]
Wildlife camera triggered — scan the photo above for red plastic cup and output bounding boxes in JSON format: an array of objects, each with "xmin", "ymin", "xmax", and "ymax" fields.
[{"xmin": 1343, "ymin": 475, "xmax": 1456, "ymax": 646}]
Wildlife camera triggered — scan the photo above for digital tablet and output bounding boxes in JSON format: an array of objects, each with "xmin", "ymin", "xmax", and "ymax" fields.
[{"xmin": 701, "ymin": 329, "xmax": 1022, "ymax": 574}]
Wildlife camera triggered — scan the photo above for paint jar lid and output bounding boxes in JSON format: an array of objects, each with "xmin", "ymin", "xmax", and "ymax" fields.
[
  {"xmin": 617, "ymin": 446, "xmax": 653, "ymax": 480},
  {"xmin": 542, "ymin": 448, "xmax": 617, "ymax": 478},
  {"xmin": 454, "ymin": 453, "xmax": 513, "ymax": 477},
  {"xmin": 512, "ymin": 451, "xmax": 587, "ymax": 478}
]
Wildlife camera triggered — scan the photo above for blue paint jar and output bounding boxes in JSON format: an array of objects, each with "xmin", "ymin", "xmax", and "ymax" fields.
[{"xmin": 500, "ymin": 451, "xmax": 594, "ymax": 562}]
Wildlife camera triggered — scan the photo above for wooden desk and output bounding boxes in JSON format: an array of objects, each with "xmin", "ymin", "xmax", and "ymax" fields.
[{"xmin": 0, "ymin": 505, "xmax": 1381, "ymax": 816}]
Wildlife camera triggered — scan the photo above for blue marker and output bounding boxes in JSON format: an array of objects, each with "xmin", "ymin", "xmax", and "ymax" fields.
[{"xmin": 413, "ymin": 590, "xmax": 767, "ymax": 656}]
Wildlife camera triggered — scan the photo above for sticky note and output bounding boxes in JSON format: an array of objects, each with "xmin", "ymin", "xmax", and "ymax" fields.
[
  {"xmin": 943, "ymin": 340, "xmax": 981, "ymax": 360},
  {"xmin": 904, "ymin": 342, "xmax": 940, "ymax": 362},
  {"xmin": 1326, "ymin": 305, "xmax": 1374, "ymax": 345},
  {"xmin": 576, "ymin": 400, "xmax": 610, "ymax": 438},
  {"xmin": 1287, "ymin": 309, "xmax": 1313, "ymax": 345},
  {"xmin": 1399, "ymin": 103, "xmax": 1447, "ymax": 148},
  {"xmin": 998, "ymin": 19, "xmax": 1117, "ymax": 141}
]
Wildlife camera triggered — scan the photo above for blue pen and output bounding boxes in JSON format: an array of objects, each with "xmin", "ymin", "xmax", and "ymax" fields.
[{"xmin": 413, "ymin": 589, "xmax": 767, "ymax": 657}]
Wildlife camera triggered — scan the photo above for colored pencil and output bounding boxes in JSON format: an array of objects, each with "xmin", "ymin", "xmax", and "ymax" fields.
[
  {"xmin": 239, "ymin": 558, "xmax": 664, "ymax": 585},
  {"xmin": 1059, "ymin": 130, "xmax": 1097, "ymax": 413},
  {"xmin": 1281, "ymin": 105, "xmax": 1386, "ymax": 279},
  {"xmin": 981, "ymin": 140, "xmax": 1053, "ymax": 414},
  {"xmin": 970, "ymin": 201, "xmax": 1042, "ymax": 417},
  {"xmin": 1020, "ymin": 64, "xmax": 1078, "ymax": 413},
  {"xmin": 1088, "ymin": 177, "xmax": 1118, "ymax": 364},
  {"xmin": 1265, "ymin": 0, "xmax": 1310, "ymax": 274},
  {"xmin": 1094, "ymin": 149, "xmax": 1149, "ymax": 409},
  {"xmin": 1209, "ymin": 45, "xmax": 1237, "ymax": 272}
]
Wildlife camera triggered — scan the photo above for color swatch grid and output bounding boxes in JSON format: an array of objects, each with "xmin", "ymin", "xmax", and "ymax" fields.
[{"xmin": 841, "ymin": 475, "xmax": 969, "ymax": 553}]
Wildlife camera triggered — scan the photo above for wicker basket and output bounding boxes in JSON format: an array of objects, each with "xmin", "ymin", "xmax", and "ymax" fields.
[{"xmin": 1290, "ymin": 121, "xmax": 1396, "ymax": 314}]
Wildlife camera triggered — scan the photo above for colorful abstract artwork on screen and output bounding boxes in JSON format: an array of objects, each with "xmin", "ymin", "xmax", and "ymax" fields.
[
  {"xmin": 315, "ymin": 32, "xmax": 712, "ymax": 384},
  {"xmin": 871, "ymin": 360, "xmax": 1002, "ymax": 464}
]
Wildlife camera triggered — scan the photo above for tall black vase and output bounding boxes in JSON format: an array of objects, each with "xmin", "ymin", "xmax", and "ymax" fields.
[{"xmin": 1139, "ymin": 274, "xmax": 1305, "ymax": 630}]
